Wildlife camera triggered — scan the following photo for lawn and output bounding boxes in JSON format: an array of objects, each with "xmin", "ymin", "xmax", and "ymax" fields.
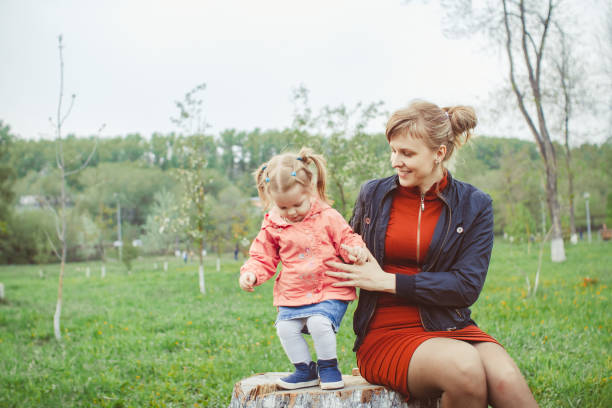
[{"xmin": 0, "ymin": 241, "xmax": 610, "ymax": 407}]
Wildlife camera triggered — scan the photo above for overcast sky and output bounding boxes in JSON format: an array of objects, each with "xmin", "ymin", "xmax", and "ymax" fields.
[{"xmin": 0, "ymin": 0, "xmax": 603, "ymax": 142}]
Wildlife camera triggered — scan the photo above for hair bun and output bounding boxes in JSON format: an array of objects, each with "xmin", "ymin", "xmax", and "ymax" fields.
[{"xmin": 445, "ymin": 105, "xmax": 477, "ymax": 147}]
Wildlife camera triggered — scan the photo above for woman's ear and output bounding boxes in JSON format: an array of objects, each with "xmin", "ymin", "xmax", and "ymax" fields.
[{"xmin": 436, "ymin": 144, "xmax": 447, "ymax": 162}]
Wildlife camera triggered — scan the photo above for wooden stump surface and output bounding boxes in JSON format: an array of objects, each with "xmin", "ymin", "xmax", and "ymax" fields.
[{"xmin": 229, "ymin": 372, "xmax": 440, "ymax": 408}]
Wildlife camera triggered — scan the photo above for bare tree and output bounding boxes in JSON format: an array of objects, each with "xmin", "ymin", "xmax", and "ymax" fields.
[
  {"xmin": 554, "ymin": 26, "xmax": 578, "ymax": 241},
  {"xmin": 49, "ymin": 35, "xmax": 103, "ymax": 340},
  {"xmin": 414, "ymin": 0, "xmax": 572, "ymax": 261},
  {"xmin": 500, "ymin": 0, "xmax": 567, "ymax": 261}
]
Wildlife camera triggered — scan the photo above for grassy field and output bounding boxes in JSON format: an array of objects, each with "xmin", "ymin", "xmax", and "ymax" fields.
[{"xmin": 0, "ymin": 241, "xmax": 610, "ymax": 407}]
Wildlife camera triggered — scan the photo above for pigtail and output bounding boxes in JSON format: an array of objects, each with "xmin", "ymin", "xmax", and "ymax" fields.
[
  {"xmin": 253, "ymin": 163, "xmax": 271, "ymax": 209},
  {"xmin": 297, "ymin": 146, "xmax": 332, "ymax": 205}
]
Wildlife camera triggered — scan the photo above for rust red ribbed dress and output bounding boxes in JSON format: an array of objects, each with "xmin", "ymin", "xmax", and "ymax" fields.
[{"xmin": 355, "ymin": 173, "xmax": 500, "ymax": 399}]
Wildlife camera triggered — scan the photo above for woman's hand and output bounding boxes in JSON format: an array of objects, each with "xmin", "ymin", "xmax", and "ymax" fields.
[
  {"xmin": 239, "ymin": 271, "xmax": 256, "ymax": 292},
  {"xmin": 326, "ymin": 245, "xmax": 396, "ymax": 293}
]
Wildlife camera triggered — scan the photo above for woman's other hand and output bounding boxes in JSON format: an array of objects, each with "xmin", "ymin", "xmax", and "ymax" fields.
[
  {"xmin": 239, "ymin": 271, "xmax": 256, "ymax": 292},
  {"xmin": 326, "ymin": 247, "xmax": 396, "ymax": 294}
]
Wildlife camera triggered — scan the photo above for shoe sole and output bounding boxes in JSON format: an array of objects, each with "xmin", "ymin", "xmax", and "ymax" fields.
[
  {"xmin": 276, "ymin": 378, "xmax": 319, "ymax": 390},
  {"xmin": 320, "ymin": 380, "xmax": 344, "ymax": 390}
]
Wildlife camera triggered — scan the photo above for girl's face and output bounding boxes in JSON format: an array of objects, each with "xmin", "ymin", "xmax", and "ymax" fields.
[
  {"xmin": 270, "ymin": 184, "xmax": 312, "ymax": 223},
  {"xmin": 389, "ymin": 132, "xmax": 444, "ymax": 190}
]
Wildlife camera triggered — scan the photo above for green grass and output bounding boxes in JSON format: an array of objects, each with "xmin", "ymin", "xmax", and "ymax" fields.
[{"xmin": 0, "ymin": 242, "xmax": 610, "ymax": 407}]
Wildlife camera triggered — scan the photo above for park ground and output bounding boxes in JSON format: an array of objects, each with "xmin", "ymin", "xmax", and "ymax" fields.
[{"xmin": 0, "ymin": 241, "xmax": 610, "ymax": 407}]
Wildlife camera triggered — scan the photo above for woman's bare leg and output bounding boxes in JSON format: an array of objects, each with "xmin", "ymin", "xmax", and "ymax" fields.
[
  {"xmin": 473, "ymin": 342, "xmax": 538, "ymax": 407},
  {"xmin": 407, "ymin": 338, "xmax": 487, "ymax": 408}
]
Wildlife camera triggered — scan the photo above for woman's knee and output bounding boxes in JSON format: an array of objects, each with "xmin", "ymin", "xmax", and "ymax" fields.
[
  {"xmin": 408, "ymin": 339, "xmax": 487, "ymax": 402},
  {"xmin": 487, "ymin": 360, "xmax": 527, "ymax": 395},
  {"xmin": 446, "ymin": 349, "xmax": 488, "ymax": 399}
]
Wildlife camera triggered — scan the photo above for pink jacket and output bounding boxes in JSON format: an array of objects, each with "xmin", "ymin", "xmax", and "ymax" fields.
[{"xmin": 240, "ymin": 198, "xmax": 365, "ymax": 307}]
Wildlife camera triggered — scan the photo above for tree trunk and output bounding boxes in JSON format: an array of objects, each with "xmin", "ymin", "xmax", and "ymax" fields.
[
  {"xmin": 229, "ymin": 372, "xmax": 439, "ymax": 408},
  {"xmin": 199, "ymin": 241, "xmax": 205, "ymax": 294},
  {"xmin": 543, "ymin": 155, "xmax": 566, "ymax": 262}
]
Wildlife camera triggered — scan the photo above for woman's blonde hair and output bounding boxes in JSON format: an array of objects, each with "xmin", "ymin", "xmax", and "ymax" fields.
[
  {"xmin": 385, "ymin": 100, "xmax": 477, "ymax": 162},
  {"xmin": 253, "ymin": 147, "xmax": 331, "ymax": 210}
]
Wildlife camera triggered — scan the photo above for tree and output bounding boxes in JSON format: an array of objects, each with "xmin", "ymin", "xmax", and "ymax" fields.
[
  {"xmin": 0, "ymin": 122, "xmax": 15, "ymax": 235},
  {"xmin": 553, "ymin": 27, "xmax": 579, "ymax": 241},
  {"xmin": 421, "ymin": 0, "xmax": 570, "ymax": 261},
  {"xmin": 173, "ymin": 136, "xmax": 210, "ymax": 294},
  {"xmin": 290, "ymin": 85, "xmax": 387, "ymax": 217},
  {"xmin": 171, "ymin": 83, "xmax": 213, "ymax": 294},
  {"xmin": 142, "ymin": 189, "xmax": 182, "ymax": 255},
  {"xmin": 48, "ymin": 35, "xmax": 103, "ymax": 340}
]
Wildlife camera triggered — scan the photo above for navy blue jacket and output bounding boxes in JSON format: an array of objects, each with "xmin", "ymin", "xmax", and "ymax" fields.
[{"xmin": 349, "ymin": 172, "xmax": 494, "ymax": 351}]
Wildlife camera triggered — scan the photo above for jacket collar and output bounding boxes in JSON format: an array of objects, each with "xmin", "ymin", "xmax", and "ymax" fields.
[
  {"xmin": 378, "ymin": 171, "xmax": 456, "ymax": 200},
  {"xmin": 266, "ymin": 197, "xmax": 329, "ymax": 227}
]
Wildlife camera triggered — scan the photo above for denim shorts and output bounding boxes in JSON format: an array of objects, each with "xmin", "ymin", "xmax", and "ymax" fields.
[{"xmin": 275, "ymin": 299, "xmax": 350, "ymax": 334}]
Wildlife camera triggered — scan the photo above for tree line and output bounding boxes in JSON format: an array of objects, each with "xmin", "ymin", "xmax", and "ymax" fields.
[{"xmin": 1, "ymin": 119, "xmax": 610, "ymax": 265}]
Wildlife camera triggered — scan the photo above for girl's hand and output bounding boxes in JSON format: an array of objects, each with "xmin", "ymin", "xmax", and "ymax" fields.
[
  {"xmin": 342, "ymin": 244, "xmax": 368, "ymax": 265},
  {"xmin": 326, "ymin": 247, "xmax": 396, "ymax": 294},
  {"xmin": 239, "ymin": 271, "xmax": 256, "ymax": 292}
]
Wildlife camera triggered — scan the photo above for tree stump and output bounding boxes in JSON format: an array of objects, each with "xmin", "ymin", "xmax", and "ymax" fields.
[{"xmin": 229, "ymin": 372, "xmax": 440, "ymax": 408}]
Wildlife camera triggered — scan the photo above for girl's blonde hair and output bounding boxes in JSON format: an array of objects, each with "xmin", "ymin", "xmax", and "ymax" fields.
[
  {"xmin": 385, "ymin": 100, "xmax": 477, "ymax": 162},
  {"xmin": 253, "ymin": 147, "xmax": 331, "ymax": 210}
]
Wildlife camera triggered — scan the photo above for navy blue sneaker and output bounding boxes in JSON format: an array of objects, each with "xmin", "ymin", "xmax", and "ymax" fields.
[
  {"xmin": 277, "ymin": 361, "xmax": 319, "ymax": 389},
  {"xmin": 317, "ymin": 358, "xmax": 344, "ymax": 389}
]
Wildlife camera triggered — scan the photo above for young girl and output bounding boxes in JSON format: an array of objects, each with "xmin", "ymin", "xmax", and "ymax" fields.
[{"xmin": 239, "ymin": 147, "xmax": 367, "ymax": 390}]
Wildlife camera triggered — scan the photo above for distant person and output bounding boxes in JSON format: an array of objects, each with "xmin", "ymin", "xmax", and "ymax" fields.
[
  {"xmin": 239, "ymin": 147, "xmax": 367, "ymax": 390},
  {"xmin": 234, "ymin": 243, "xmax": 239, "ymax": 260},
  {"xmin": 326, "ymin": 101, "xmax": 538, "ymax": 406},
  {"xmin": 182, "ymin": 250, "xmax": 188, "ymax": 263}
]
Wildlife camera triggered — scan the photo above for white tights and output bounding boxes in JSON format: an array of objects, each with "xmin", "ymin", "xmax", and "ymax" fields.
[{"xmin": 276, "ymin": 315, "xmax": 337, "ymax": 364}]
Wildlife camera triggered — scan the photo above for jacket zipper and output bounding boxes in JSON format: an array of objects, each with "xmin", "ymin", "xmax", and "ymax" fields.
[
  {"xmin": 416, "ymin": 193, "xmax": 425, "ymax": 264},
  {"xmin": 419, "ymin": 191, "xmax": 453, "ymax": 331}
]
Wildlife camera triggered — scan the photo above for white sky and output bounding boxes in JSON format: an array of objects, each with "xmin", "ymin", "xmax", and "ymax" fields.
[{"xmin": 0, "ymin": 0, "xmax": 603, "ymax": 142}]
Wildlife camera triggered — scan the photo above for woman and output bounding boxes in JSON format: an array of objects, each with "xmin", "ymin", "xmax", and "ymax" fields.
[{"xmin": 326, "ymin": 101, "xmax": 538, "ymax": 407}]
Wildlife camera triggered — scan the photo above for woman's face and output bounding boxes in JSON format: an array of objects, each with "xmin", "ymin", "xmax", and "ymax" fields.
[{"xmin": 389, "ymin": 132, "xmax": 442, "ymax": 189}]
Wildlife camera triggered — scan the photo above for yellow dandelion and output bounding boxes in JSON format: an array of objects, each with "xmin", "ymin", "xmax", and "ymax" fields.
[
  {"xmin": 187, "ymin": 321, "xmax": 192, "ymax": 325},
  {"xmin": 124, "ymin": 327, "xmax": 129, "ymax": 331},
  {"xmin": 136, "ymin": 375, "xmax": 140, "ymax": 379},
  {"xmin": 98, "ymin": 331, "xmax": 102, "ymax": 335},
  {"xmin": 104, "ymin": 321, "xmax": 108, "ymax": 325}
]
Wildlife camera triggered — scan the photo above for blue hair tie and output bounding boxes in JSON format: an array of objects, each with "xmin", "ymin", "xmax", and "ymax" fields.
[
  {"xmin": 265, "ymin": 177, "xmax": 270, "ymax": 183},
  {"xmin": 291, "ymin": 171, "xmax": 296, "ymax": 176},
  {"xmin": 297, "ymin": 157, "xmax": 303, "ymax": 161},
  {"xmin": 261, "ymin": 165, "xmax": 267, "ymax": 170}
]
